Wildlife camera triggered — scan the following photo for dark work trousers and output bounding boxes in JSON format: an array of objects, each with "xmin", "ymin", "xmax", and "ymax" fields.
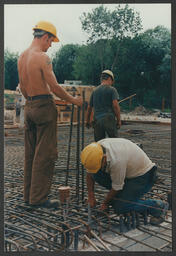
[
  {"xmin": 93, "ymin": 114, "xmax": 118, "ymax": 142},
  {"xmin": 92, "ymin": 166, "xmax": 164, "ymax": 217},
  {"xmin": 24, "ymin": 98, "xmax": 58, "ymax": 205}
]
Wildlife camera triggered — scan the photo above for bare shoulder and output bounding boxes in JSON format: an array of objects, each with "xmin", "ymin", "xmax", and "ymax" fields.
[
  {"xmin": 40, "ymin": 53, "xmax": 52, "ymax": 70},
  {"xmin": 18, "ymin": 51, "xmax": 27, "ymax": 69},
  {"xmin": 18, "ymin": 50, "xmax": 26, "ymax": 62},
  {"xmin": 39, "ymin": 52, "xmax": 51, "ymax": 65}
]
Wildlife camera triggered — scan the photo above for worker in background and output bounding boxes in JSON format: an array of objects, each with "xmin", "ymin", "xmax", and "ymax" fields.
[
  {"xmin": 15, "ymin": 98, "xmax": 21, "ymax": 124},
  {"xmin": 81, "ymin": 138, "xmax": 169, "ymax": 225},
  {"xmin": 16, "ymin": 83, "xmax": 26, "ymax": 128},
  {"xmin": 14, "ymin": 85, "xmax": 21, "ymax": 125},
  {"xmin": 86, "ymin": 70, "xmax": 121, "ymax": 141},
  {"xmin": 19, "ymin": 93, "xmax": 26, "ymax": 128},
  {"xmin": 18, "ymin": 21, "xmax": 82, "ymax": 209}
]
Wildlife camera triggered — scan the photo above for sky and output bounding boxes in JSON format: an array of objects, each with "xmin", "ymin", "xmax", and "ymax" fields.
[{"xmin": 4, "ymin": 3, "xmax": 171, "ymax": 57}]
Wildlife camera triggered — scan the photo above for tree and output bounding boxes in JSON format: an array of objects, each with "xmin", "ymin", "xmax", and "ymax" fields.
[
  {"xmin": 80, "ymin": 4, "xmax": 142, "ymax": 70},
  {"xmin": 73, "ymin": 40, "xmax": 118, "ymax": 85},
  {"xmin": 140, "ymin": 26, "xmax": 171, "ymax": 108},
  {"xmin": 4, "ymin": 49, "xmax": 19, "ymax": 90},
  {"xmin": 73, "ymin": 44, "xmax": 101, "ymax": 85},
  {"xmin": 158, "ymin": 53, "xmax": 171, "ymax": 108},
  {"xmin": 106, "ymin": 26, "xmax": 171, "ymax": 109},
  {"xmin": 52, "ymin": 44, "xmax": 81, "ymax": 83},
  {"xmin": 141, "ymin": 25, "xmax": 171, "ymax": 51},
  {"xmin": 114, "ymin": 36, "xmax": 148, "ymax": 102}
]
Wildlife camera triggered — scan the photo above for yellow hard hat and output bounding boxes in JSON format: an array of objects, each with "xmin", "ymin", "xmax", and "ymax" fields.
[
  {"xmin": 102, "ymin": 70, "xmax": 114, "ymax": 80},
  {"xmin": 33, "ymin": 21, "xmax": 59, "ymax": 42},
  {"xmin": 81, "ymin": 143, "xmax": 103, "ymax": 173}
]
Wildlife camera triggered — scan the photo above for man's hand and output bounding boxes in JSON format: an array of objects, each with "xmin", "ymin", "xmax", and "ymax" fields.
[
  {"xmin": 74, "ymin": 96, "xmax": 83, "ymax": 107},
  {"xmin": 117, "ymin": 120, "xmax": 121, "ymax": 129},
  {"xmin": 100, "ymin": 188, "xmax": 118, "ymax": 211},
  {"xmin": 99, "ymin": 202, "xmax": 108, "ymax": 211}
]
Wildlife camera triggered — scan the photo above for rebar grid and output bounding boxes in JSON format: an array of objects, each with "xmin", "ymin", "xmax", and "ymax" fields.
[{"xmin": 4, "ymin": 122, "xmax": 172, "ymax": 252}]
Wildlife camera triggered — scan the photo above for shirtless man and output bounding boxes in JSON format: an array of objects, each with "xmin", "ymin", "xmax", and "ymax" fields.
[{"xmin": 18, "ymin": 21, "xmax": 82, "ymax": 208}]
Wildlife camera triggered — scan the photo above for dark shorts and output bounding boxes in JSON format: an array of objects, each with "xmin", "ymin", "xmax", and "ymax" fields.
[{"xmin": 93, "ymin": 114, "xmax": 118, "ymax": 141}]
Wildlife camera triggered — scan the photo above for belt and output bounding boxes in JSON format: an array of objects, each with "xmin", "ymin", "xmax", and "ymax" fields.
[{"xmin": 27, "ymin": 94, "xmax": 52, "ymax": 101}]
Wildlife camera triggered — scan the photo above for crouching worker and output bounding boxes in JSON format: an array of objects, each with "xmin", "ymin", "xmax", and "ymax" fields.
[{"xmin": 81, "ymin": 138, "xmax": 169, "ymax": 225}]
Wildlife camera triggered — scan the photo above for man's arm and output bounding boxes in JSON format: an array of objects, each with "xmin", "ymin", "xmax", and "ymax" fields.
[
  {"xmin": 86, "ymin": 104, "xmax": 93, "ymax": 128},
  {"xmin": 17, "ymin": 60, "xmax": 28, "ymax": 99},
  {"xmin": 100, "ymin": 188, "xmax": 118, "ymax": 211},
  {"xmin": 112, "ymin": 99, "xmax": 121, "ymax": 129},
  {"xmin": 42, "ymin": 55, "xmax": 82, "ymax": 106},
  {"xmin": 86, "ymin": 173, "xmax": 96, "ymax": 207}
]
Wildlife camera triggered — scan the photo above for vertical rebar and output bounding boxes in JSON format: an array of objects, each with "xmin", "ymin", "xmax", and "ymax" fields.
[
  {"xmin": 53, "ymin": 231, "xmax": 58, "ymax": 243},
  {"xmin": 131, "ymin": 211, "xmax": 136, "ymax": 229},
  {"xmin": 126, "ymin": 213, "xmax": 131, "ymax": 230},
  {"xmin": 61, "ymin": 224, "xmax": 70, "ymax": 249},
  {"xmin": 76, "ymin": 106, "xmax": 81, "ymax": 203},
  {"xmin": 143, "ymin": 210, "xmax": 148, "ymax": 225},
  {"xmin": 66, "ymin": 230, "xmax": 70, "ymax": 249},
  {"xmin": 136, "ymin": 212, "xmax": 140, "ymax": 227},
  {"xmin": 167, "ymin": 191, "xmax": 172, "ymax": 210},
  {"xmin": 88, "ymin": 203, "xmax": 91, "ymax": 225},
  {"xmin": 81, "ymin": 90, "xmax": 85, "ymax": 202},
  {"xmin": 74, "ymin": 229, "xmax": 79, "ymax": 251},
  {"xmin": 119, "ymin": 215, "xmax": 124, "ymax": 233},
  {"xmin": 65, "ymin": 104, "xmax": 74, "ymax": 186}
]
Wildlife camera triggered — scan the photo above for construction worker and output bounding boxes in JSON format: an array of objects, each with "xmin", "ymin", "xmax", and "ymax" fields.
[
  {"xmin": 18, "ymin": 21, "xmax": 82, "ymax": 208},
  {"xmin": 86, "ymin": 70, "xmax": 121, "ymax": 141},
  {"xmin": 81, "ymin": 138, "xmax": 169, "ymax": 225}
]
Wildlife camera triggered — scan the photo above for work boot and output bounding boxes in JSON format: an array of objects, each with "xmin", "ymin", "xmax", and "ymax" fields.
[
  {"xmin": 150, "ymin": 216, "xmax": 165, "ymax": 225},
  {"xmin": 150, "ymin": 202, "xmax": 169, "ymax": 226},
  {"xmin": 30, "ymin": 199, "xmax": 59, "ymax": 209}
]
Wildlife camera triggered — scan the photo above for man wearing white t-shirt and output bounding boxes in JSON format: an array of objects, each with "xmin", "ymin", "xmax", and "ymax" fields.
[{"xmin": 81, "ymin": 138, "xmax": 169, "ymax": 225}]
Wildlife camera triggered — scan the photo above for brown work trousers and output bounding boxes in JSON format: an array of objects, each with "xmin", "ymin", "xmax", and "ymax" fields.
[{"xmin": 24, "ymin": 97, "xmax": 58, "ymax": 205}]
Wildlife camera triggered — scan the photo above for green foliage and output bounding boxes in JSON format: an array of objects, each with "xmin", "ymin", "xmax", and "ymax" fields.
[
  {"xmin": 72, "ymin": 24, "xmax": 171, "ymax": 109},
  {"xmin": 4, "ymin": 49, "xmax": 19, "ymax": 90},
  {"xmin": 80, "ymin": 4, "xmax": 142, "ymax": 69},
  {"xmin": 73, "ymin": 44, "xmax": 100, "ymax": 85},
  {"xmin": 109, "ymin": 26, "xmax": 171, "ymax": 109},
  {"xmin": 141, "ymin": 26, "xmax": 171, "ymax": 51},
  {"xmin": 73, "ymin": 41, "xmax": 114, "ymax": 85},
  {"xmin": 78, "ymin": 6, "xmax": 171, "ymax": 109},
  {"xmin": 164, "ymin": 108, "xmax": 171, "ymax": 113},
  {"xmin": 52, "ymin": 44, "xmax": 81, "ymax": 83},
  {"xmin": 80, "ymin": 4, "xmax": 142, "ymax": 43},
  {"xmin": 139, "ymin": 26, "xmax": 171, "ymax": 107}
]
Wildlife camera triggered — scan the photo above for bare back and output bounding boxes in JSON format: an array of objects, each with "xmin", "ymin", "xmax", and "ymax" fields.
[
  {"xmin": 17, "ymin": 36, "xmax": 83, "ymax": 107},
  {"xmin": 18, "ymin": 48, "xmax": 51, "ymax": 98}
]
